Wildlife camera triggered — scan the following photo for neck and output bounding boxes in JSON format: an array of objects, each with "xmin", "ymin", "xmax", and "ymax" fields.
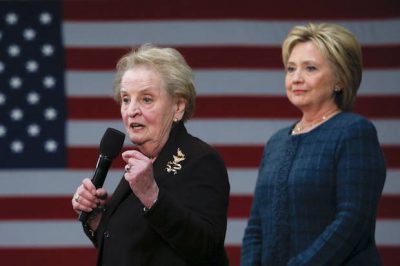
[{"xmin": 292, "ymin": 107, "xmax": 340, "ymax": 135}]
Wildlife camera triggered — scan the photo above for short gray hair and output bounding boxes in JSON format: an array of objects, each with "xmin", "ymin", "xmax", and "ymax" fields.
[{"xmin": 113, "ymin": 44, "xmax": 196, "ymax": 121}]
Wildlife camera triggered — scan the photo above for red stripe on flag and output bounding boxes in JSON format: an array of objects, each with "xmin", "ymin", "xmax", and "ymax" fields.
[
  {"xmin": 379, "ymin": 246, "xmax": 400, "ymax": 266},
  {"xmin": 195, "ymin": 96, "xmax": 299, "ymax": 118},
  {"xmin": 219, "ymin": 145, "xmax": 400, "ymax": 169},
  {"xmin": 355, "ymin": 96, "xmax": 400, "ymax": 118},
  {"xmin": 378, "ymin": 196, "xmax": 400, "ymax": 218},
  {"xmin": 68, "ymin": 97, "xmax": 121, "ymax": 120},
  {"xmin": 0, "ymin": 246, "xmax": 399, "ymax": 266},
  {"xmin": 0, "ymin": 197, "xmax": 76, "ymax": 220},
  {"xmin": 363, "ymin": 45, "xmax": 400, "ymax": 69},
  {"xmin": 66, "ymin": 46, "xmax": 400, "ymax": 70},
  {"xmin": 67, "ymin": 146, "xmax": 400, "ymax": 169},
  {"xmin": 215, "ymin": 145, "xmax": 264, "ymax": 168},
  {"xmin": 227, "ymin": 195, "xmax": 400, "ymax": 219},
  {"xmin": 66, "ymin": 48, "xmax": 129, "ymax": 71},
  {"xmin": 63, "ymin": 0, "xmax": 400, "ymax": 20},
  {"xmin": 0, "ymin": 248, "xmax": 96, "ymax": 266},
  {"xmin": 226, "ymin": 246, "xmax": 241, "ymax": 266},
  {"xmin": 229, "ymin": 195, "xmax": 252, "ymax": 218},
  {"xmin": 384, "ymin": 146, "xmax": 400, "ymax": 169},
  {"xmin": 225, "ymin": 246, "xmax": 400, "ymax": 266},
  {"xmin": 67, "ymin": 96, "xmax": 400, "ymax": 120},
  {"xmin": 1, "ymin": 195, "xmax": 399, "ymax": 220},
  {"xmin": 67, "ymin": 145, "xmax": 265, "ymax": 169}
]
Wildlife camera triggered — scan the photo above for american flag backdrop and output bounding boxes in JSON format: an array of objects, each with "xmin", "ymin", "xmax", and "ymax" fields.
[{"xmin": 0, "ymin": 0, "xmax": 399, "ymax": 265}]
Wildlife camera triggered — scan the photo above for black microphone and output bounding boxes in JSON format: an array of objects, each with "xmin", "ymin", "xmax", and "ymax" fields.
[{"xmin": 79, "ymin": 128, "xmax": 125, "ymax": 224}]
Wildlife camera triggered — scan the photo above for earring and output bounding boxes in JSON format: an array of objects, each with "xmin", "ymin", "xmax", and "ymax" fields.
[
  {"xmin": 334, "ymin": 86, "xmax": 341, "ymax": 92},
  {"xmin": 173, "ymin": 118, "xmax": 178, "ymax": 122}
]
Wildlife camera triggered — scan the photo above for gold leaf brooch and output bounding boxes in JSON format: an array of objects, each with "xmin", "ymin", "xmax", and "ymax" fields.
[{"xmin": 166, "ymin": 148, "xmax": 186, "ymax": 175}]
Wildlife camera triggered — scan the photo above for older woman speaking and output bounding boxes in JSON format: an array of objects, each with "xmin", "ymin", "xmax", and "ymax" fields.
[{"xmin": 72, "ymin": 44, "xmax": 230, "ymax": 266}]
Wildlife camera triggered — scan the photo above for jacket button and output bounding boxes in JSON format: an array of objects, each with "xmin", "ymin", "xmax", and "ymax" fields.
[{"xmin": 104, "ymin": 231, "xmax": 111, "ymax": 238}]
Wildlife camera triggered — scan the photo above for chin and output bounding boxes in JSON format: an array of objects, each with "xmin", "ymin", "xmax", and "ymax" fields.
[
  {"xmin": 128, "ymin": 134, "xmax": 140, "ymax": 144},
  {"xmin": 289, "ymin": 96, "xmax": 308, "ymax": 106},
  {"xmin": 288, "ymin": 99, "xmax": 302, "ymax": 107}
]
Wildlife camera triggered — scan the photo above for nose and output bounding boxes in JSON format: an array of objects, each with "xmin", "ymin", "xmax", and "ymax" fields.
[
  {"xmin": 291, "ymin": 69, "xmax": 304, "ymax": 83},
  {"xmin": 126, "ymin": 100, "xmax": 141, "ymax": 117}
]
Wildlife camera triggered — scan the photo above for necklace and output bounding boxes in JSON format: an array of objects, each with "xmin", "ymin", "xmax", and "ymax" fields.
[{"xmin": 291, "ymin": 108, "xmax": 340, "ymax": 135}]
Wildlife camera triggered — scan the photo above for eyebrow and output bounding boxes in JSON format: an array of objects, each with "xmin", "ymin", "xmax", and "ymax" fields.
[
  {"xmin": 287, "ymin": 59, "xmax": 318, "ymax": 64},
  {"xmin": 120, "ymin": 87, "xmax": 156, "ymax": 95}
]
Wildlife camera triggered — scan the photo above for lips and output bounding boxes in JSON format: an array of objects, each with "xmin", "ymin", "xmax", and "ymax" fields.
[
  {"xmin": 292, "ymin": 89, "xmax": 307, "ymax": 94},
  {"xmin": 129, "ymin": 122, "xmax": 144, "ymax": 129}
]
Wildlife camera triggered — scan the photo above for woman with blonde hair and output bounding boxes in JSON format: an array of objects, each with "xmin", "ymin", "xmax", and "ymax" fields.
[{"xmin": 241, "ymin": 23, "xmax": 386, "ymax": 265}]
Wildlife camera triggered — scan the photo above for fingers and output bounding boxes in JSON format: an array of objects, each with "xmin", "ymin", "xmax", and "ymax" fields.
[
  {"xmin": 72, "ymin": 179, "xmax": 108, "ymax": 214},
  {"xmin": 79, "ymin": 179, "xmax": 97, "ymax": 209},
  {"xmin": 122, "ymin": 149, "xmax": 150, "ymax": 163},
  {"xmin": 96, "ymin": 188, "xmax": 108, "ymax": 206},
  {"xmin": 123, "ymin": 150, "xmax": 153, "ymax": 176},
  {"xmin": 82, "ymin": 178, "xmax": 96, "ymax": 194},
  {"xmin": 96, "ymin": 188, "xmax": 108, "ymax": 199},
  {"xmin": 122, "ymin": 150, "xmax": 157, "ymax": 206},
  {"xmin": 122, "ymin": 150, "xmax": 135, "ymax": 162}
]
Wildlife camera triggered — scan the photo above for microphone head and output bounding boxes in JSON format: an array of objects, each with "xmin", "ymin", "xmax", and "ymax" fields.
[{"xmin": 100, "ymin": 128, "xmax": 125, "ymax": 158}]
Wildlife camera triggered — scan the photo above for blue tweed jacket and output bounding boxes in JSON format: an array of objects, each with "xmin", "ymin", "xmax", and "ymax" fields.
[{"xmin": 241, "ymin": 112, "xmax": 386, "ymax": 266}]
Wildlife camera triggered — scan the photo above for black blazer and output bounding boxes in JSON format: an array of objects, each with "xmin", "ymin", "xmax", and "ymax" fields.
[{"xmin": 84, "ymin": 122, "xmax": 230, "ymax": 266}]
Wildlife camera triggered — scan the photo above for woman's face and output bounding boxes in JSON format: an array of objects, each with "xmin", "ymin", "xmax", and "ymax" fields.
[
  {"xmin": 285, "ymin": 41, "xmax": 337, "ymax": 113},
  {"xmin": 120, "ymin": 65, "xmax": 185, "ymax": 157}
]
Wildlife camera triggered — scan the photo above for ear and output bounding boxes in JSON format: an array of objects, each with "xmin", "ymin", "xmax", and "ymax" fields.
[
  {"xmin": 334, "ymin": 81, "xmax": 344, "ymax": 92},
  {"xmin": 173, "ymin": 97, "xmax": 187, "ymax": 121}
]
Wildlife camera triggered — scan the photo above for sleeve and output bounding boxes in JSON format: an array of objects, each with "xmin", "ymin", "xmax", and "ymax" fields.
[
  {"xmin": 83, "ymin": 222, "xmax": 98, "ymax": 248},
  {"xmin": 241, "ymin": 146, "xmax": 269, "ymax": 266},
  {"xmin": 288, "ymin": 119, "xmax": 386, "ymax": 265},
  {"xmin": 240, "ymin": 184, "xmax": 263, "ymax": 265},
  {"xmin": 142, "ymin": 151, "xmax": 230, "ymax": 263},
  {"xmin": 82, "ymin": 206, "xmax": 108, "ymax": 248}
]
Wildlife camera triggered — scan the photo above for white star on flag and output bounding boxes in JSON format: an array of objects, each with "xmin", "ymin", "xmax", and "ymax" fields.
[
  {"xmin": 27, "ymin": 124, "xmax": 41, "ymax": 137},
  {"xmin": 10, "ymin": 140, "xmax": 24, "ymax": 153}
]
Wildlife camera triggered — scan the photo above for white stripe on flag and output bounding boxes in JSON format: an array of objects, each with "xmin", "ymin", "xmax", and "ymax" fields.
[
  {"xmin": 226, "ymin": 219, "xmax": 400, "ymax": 246},
  {"xmin": 63, "ymin": 19, "xmax": 400, "ymax": 47},
  {"xmin": 0, "ymin": 169, "xmax": 398, "ymax": 196},
  {"xmin": 66, "ymin": 119, "xmax": 400, "ymax": 146},
  {"xmin": 1, "ymin": 219, "xmax": 399, "ymax": 247},
  {"xmin": 66, "ymin": 70, "xmax": 400, "ymax": 96}
]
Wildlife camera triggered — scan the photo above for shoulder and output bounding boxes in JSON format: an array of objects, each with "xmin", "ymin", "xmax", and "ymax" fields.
[
  {"xmin": 332, "ymin": 112, "xmax": 378, "ymax": 138},
  {"xmin": 183, "ymin": 132, "xmax": 225, "ymax": 164},
  {"xmin": 265, "ymin": 125, "xmax": 291, "ymax": 148},
  {"xmin": 176, "ymin": 130, "xmax": 229, "ymax": 183},
  {"xmin": 166, "ymin": 122, "xmax": 221, "ymax": 159},
  {"xmin": 333, "ymin": 112, "xmax": 375, "ymax": 129},
  {"xmin": 166, "ymin": 123, "xmax": 226, "ymax": 168}
]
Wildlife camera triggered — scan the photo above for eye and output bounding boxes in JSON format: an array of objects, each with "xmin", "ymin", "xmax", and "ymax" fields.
[
  {"xmin": 306, "ymin": 65, "xmax": 317, "ymax": 72},
  {"xmin": 121, "ymin": 95, "xmax": 130, "ymax": 104},
  {"xmin": 142, "ymin": 96, "xmax": 153, "ymax": 104},
  {"xmin": 286, "ymin": 66, "xmax": 295, "ymax": 73}
]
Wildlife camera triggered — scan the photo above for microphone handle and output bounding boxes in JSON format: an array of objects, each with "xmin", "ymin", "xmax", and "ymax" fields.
[{"xmin": 79, "ymin": 155, "xmax": 112, "ymax": 224}]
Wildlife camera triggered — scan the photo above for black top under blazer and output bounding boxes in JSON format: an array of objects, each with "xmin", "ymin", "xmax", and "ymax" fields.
[{"xmin": 84, "ymin": 122, "xmax": 230, "ymax": 266}]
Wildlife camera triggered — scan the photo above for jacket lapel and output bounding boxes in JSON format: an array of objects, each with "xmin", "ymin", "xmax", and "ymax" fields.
[
  {"xmin": 105, "ymin": 122, "xmax": 188, "ymax": 217},
  {"xmin": 104, "ymin": 176, "xmax": 131, "ymax": 217}
]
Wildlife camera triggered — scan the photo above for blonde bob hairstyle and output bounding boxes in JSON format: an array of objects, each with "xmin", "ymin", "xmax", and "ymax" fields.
[
  {"xmin": 282, "ymin": 23, "xmax": 363, "ymax": 111},
  {"xmin": 113, "ymin": 44, "xmax": 196, "ymax": 122}
]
